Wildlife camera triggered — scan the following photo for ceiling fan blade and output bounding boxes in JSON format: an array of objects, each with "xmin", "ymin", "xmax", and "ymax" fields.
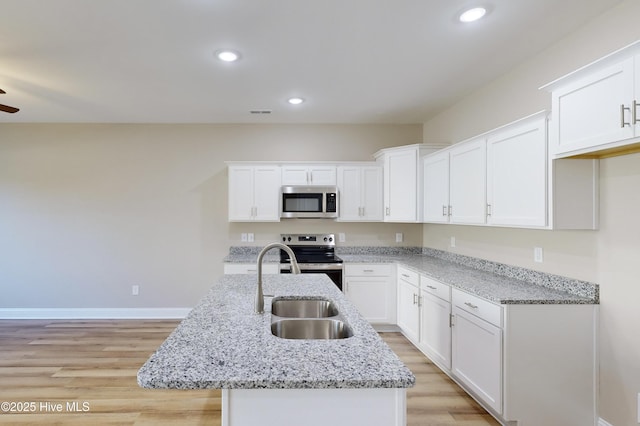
[{"xmin": 0, "ymin": 104, "xmax": 19, "ymax": 113}]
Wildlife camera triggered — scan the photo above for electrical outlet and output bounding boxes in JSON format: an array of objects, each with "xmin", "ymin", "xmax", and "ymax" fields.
[
  {"xmin": 241, "ymin": 233, "xmax": 248, "ymax": 242},
  {"xmin": 450, "ymin": 236, "xmax": 456, "ymax": 248},
  {"xmin": 338, "ymin": 233, "xmax": 346, "ymax": 243},
  {"xmin": 534, "ymin": 247, "xmax": 543, "ymax": 263},
  {"xmin": 248, "ymin": 233, "xmax": 254, "ymax": 242},
  {"xmin": 395, "ymin": 233, "xmax": 403, "ymax": 243},
  {"xmin": 132, "ymin": 285, "xmax": 139, "ymax": 296}
]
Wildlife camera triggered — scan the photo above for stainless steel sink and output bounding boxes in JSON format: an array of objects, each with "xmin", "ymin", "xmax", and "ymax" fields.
[
  {"xmin": 271, "ymin": 297, "xmax": 338, "ymax": 318},
  {"xmin": 271, "ymin": 319, "xmax": 353, "ymax": 340}
]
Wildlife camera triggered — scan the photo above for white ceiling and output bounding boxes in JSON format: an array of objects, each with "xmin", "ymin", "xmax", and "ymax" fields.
[{"xmin": 0, "ymin": 0, "xmax": 622, "ymax": 124}]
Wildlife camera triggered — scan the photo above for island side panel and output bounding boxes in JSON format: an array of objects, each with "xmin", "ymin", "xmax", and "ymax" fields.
[{"xmin": 222, "ymin": 388, "xmax": 407, "ymax": 426}]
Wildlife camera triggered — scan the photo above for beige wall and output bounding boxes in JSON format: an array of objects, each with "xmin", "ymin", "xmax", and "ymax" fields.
[
  {"xmin": 421, "ymin": 1, "xmax": 640, "ymax": 424},
  {"xmin": 0, "ymin": 123, "xmax": 422, "ymax": 309}
]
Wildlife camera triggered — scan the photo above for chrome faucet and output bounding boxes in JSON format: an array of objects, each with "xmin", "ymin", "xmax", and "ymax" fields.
[{"xmin": 255, "ymin": 242, "xmax": 301, "ymax": 313}]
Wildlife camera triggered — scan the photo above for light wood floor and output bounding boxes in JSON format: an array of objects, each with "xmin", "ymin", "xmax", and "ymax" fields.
[{"xmin": 0, "ymin": 320, "xmax": 499, "ymax": 425}]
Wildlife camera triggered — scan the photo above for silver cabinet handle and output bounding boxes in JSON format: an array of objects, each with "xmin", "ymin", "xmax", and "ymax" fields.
[
  {"xmin": 442, "ymin": 205, "xmax": 447, "ymax": 216},
  {"xmin": 361, "ymin": 206, "xmax": 365, "ymax": 216},
  {"xmin": 401, "ymin": 273, "xmax": 410, "ymax": 278},
  {"xmin": 363, "ymin": 269, "xmax": 374, "ymax": 273},
  {"xmin": 621, "ymin": 104, "xmax": 631, "ymax": 127},
  {"xmin": 464, "ymin": 302, "xmax": 479, "ymax": 309},
  {"xmin": 448, "ymin": 205, "xmax": 452, "ymax": 216},
  {"xmin": 487, "ymin": 204, "xmax": 492, "ymax": 216},
  {"xmin": 634, "ymin": 100, "xmax": 640, "ymax": 124},
  {"xmin": 385, "ymin": 207, "xmax": 390, "ymax": 216},
  {"xmin": 426, "ymin": 285, "xmax": 437, "ymax": 290},
  {"xmin": 413, "ymin": 293, "xmax": 418, "ymax": 305}
]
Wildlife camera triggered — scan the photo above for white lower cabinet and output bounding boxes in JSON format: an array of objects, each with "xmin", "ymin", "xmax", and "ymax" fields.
[
  {"xmin": 451, "ymin": 294, "xmax": 503, "ymax": 414},
  {"xmin": 395, "ymin": 273, "xmax": 596, "ymax": 426},
  {"xmin": 396, "ymin": 267, "xmax": 420, "ymax": 342},
  {"xmin": 419, "ymin": 276, "xmax": 452, "ymax": 370},
  {"xmin": 343, "ymin": 264, "xmax": 396, "ymax": 325}
]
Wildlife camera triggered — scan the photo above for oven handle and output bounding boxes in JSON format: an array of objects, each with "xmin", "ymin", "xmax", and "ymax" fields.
[{"xmin": 280, "ymin": 263, "xmax": 343, "ymax": 271}]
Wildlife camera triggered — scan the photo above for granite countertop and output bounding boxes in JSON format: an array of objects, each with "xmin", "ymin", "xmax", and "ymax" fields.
[
  {"xmin": 340, "ymin": 253, "xmax": 596, "ymax": 305},
  {"xmin": 137, "ymin": 274, "xmax": 416, "ymax": 390},
  {"xmin": 224, "ymin": 246, "xmax": 598, "ymax": 305}
]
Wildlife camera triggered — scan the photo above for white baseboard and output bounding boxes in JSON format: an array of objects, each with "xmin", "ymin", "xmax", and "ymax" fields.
[
  {"xmin": 598, "ymin": 418, "xmax": 614, "ymax": 426},
  {"xmin": 0, "ymin": 308, "xmax": 192, "ymax": 319}
]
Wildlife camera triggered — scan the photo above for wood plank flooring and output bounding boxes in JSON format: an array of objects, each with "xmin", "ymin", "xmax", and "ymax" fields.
[{"xmin": 0, "ymin": 320, "xmax": 499, "ymax": 425}]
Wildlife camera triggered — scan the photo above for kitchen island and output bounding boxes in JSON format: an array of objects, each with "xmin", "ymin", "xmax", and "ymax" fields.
[{"xmin": 137, "ymin": 274, "xmax": 415, "ymax": 426}]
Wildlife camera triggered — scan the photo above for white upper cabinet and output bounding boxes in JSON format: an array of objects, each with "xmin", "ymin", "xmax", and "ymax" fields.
[
  {"xmin": 337, "ymin": 165, "xmax": 383, "ymax": 221},
  {"xmin": 228, "ymin": 164, "xmax": 281, "ymax": 222},
  {"xmin": 281, "ymin": 165, "xmax": 336, "ymax": 186},
  {"xmin": 542, "ymin": 41, "xmax": 640, "ymax": 158},
  {"xmin": 375, "ymin": 144, "xmax": 445, "ymax": 223},
  {"xmin": 486, "ymin": 114, "xmax": 547, "ymax": 227},
  {"xmin": 383, "ymin": 147, "xmax": 418, "ymax": 222},
  {"xmin": 422, "ymin": 111, "xmax": 596, "ymax": 229},
  {"xmin": 449, "ymin": 138, "xmax": 487, "ymax": 225},
  {"xmin": 422, "ymin": 151, "xmax": 450, "ymax": 223}
]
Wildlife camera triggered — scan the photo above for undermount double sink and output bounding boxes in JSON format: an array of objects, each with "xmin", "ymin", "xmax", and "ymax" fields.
[{"xmin": 270, "ymin": 297, "xmax": 353, "ymax": 340}]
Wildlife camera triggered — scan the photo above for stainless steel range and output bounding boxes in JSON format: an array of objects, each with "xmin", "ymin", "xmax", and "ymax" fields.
[{"xmin": 279, "ymin": 234, "xmax": 343, "ymax": 290}]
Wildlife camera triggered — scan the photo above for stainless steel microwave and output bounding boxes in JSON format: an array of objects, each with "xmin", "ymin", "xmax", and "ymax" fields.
[{"xmin": 280, "ymin": 186, "xmax": 339, "ymax": 219}]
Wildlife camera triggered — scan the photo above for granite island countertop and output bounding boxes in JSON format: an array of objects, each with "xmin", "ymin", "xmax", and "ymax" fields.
[
  {"xmin": 224, "ymin": 246, "xmax": 598, "ymax": 305},
  {"xmin": 137, "ymin": 274, "xmax": 415, "ymax": 390}
]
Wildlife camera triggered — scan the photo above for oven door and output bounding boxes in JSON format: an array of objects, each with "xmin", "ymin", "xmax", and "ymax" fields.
[{"xmin": 280, "ymin": 263, "xmax": 343, "ymax": 290}]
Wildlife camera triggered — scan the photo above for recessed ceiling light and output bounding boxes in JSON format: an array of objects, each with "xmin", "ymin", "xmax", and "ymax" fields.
[
  {"xmin": 216, "ymin": 50, "xmax": 240, "ymax": 62},
  {"xmin": 459, "ymin": 7, "xmax": 487, "ymax": 23},
  {"xmin": 288, "ymin": 97, "xmax": 304, "ymax": 105}
]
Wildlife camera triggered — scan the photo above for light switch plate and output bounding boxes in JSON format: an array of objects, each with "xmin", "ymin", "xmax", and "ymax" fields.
[
  {"xmin": 450, "ymin": 236, "xmax": 456, "ymax": 248},
  {"xmin": 534, "ymin": 247, "xmax": 543, "ymax": 263},
  {"xmin": 248, "ymin": 233, "xmax": 254, "ymax": 242},
  {"xmin": 395, "ymin": 233, "xmax": 403, "ymax": 243},
  {"xmin": 132, "ymin": 285, "xmax": 139, "ymax": 296},
  {"xmin": 241, "ymin": 233, "xmax": 248, "ymax": 242},
  {"xmin": 338, "ymin": 233, "xmax": 346, "ymax": 243}
]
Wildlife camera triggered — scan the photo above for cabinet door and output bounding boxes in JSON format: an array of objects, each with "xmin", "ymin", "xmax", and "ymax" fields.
[
  {"xmin": 361, "ymin": 166, "xmax": 383, "ymax": 221},
  {"xmin": 384, "ymin": 149, "xmax": 417, "ymax": 222},
  {"xmin": 309, "ymin": 166, "xmax": 337, "ymax": 185},
  {"xmin": 228, "ymin": 166, "xmax": 255, "ymax": 221},
  {"xmin": 281, "ymin": 166, "xmax": 310, "ymax": 185},
  {"xmin": 337, "ymin": 166, "xmax": 363, "ymax": 221},
  {"xmin": 253, "ymin": 166, "xmax": 281, "ymax": 221},
  {"xmin": 551, "ymin": 57, "xmax": 635, "ymax": 156},
  {"xmin": 397, "ymin": 280, "xmax": 420, "ymax": 343},
  {"xmin": 449, "ymin": 139, "xmax": 486, "ymax": 224},
  {"xmin": 344, "ymin": 277, "xmax": 395, "ymax": 324},
  {"xmin": 423, "ymin": 151, "xmax": 450, "ymax": 223},
  {"xmin": 452, "ymin": 306, "xmax": 502, "ymax": 414},
  {"xmin": 486, "ymin": 116, "xmax": 547, "ymax": 227},
  {"xmin": 420, "ymin": 290, "xmax": 452, "ymax": 370}
]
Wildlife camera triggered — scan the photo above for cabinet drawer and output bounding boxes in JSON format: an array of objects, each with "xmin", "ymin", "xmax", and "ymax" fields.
[
  {"xmin": 344, "ymin": 263, "xmax": 393, "ymax": 277},
  {"xmin": 420, "ymin": 276, "xmax": 451, "ymax": 302},
  {"xmin": 452, "ymin": 288, "xmax": 502, "ymax": 327},
  {"xmin": 397, "ymin": 266, "xmax": 419, "ymax": 286},
  {"xmin": 224, "ymin": 263, "xmax": 279, "ymax": 275}
]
